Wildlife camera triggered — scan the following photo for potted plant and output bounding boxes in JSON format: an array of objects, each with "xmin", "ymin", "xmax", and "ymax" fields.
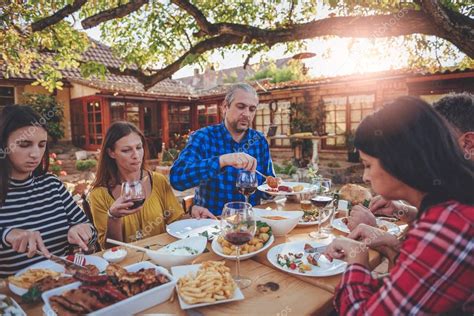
[{"xmin": 345, "ymin": 129, "xmax": 360, "ymax": 163}]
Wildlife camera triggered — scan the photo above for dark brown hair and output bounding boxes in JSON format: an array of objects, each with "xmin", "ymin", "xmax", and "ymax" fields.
[
  {"xmin": 0, "ymin": 105, "xmax": 50, "ymax": 205},
  {"xmin": 91, "ymin": 121, "xmax": 149, "ymax": 189},
  {"xmin": 355, "ymin": 96, "xmax": 474, "ymax": 208}
]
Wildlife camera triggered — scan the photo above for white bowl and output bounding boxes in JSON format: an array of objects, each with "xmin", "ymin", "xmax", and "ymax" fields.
[
  {"xmin": 103, "ymin": 248, "xmax": 128, "ymax": 263},
  {"xmin": 146, "ymin": 236, "xmax": 207, "ymax": 269},
  {"xmin": 253, "ymin": 209, "xmax": 303, "ymax": 236},
  {"xmin": 211, "ymin": 234, "xmax": 274, "ymax": 260}
]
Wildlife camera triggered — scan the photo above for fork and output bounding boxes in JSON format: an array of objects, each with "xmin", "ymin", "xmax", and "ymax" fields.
[{"xmin": 73, "ymin": 253, "xmax": 85, "ymax": 266}]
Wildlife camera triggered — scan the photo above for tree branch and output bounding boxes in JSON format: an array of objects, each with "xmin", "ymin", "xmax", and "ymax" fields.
[
  {"xmin": 81, "ymin": 0, "xmax": 148, "ymax": 29},
  {"xmin": 421, "ymin": 0, "xmax": 474, "ymax": 58},
  {"xmin": 171, "ymin": 0, "xmax": 215, "ymax": 35},
  {"xmin": 108, "ymin": 8, "xmax": 467, "ymax": 90},
  {"xmin": 31, "ymin": 0, "xmax": 87, "ymax": 32}
]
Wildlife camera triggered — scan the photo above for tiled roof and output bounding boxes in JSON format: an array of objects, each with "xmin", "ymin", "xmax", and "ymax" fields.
[{"xmin": 0, "ymin": 39, "xmax": 196, "ymax": 98}]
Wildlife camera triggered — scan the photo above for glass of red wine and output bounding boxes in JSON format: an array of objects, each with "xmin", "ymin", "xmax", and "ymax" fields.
[
  {"xmin": 308, "ymin": 178, "xmax": 333, "ymax": 239},
  {"xmin": 121, "ymin": 181, "xmax": 146, "ymax": 209},
  {"xmin": 236, "ymin": 170, "xmax": 258, "ymax": 204},
  {"xmin": 221, "ymin": 202, "xmax": 256, "ymax": 289}
]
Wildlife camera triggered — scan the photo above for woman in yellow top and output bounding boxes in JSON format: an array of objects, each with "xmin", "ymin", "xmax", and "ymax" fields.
[{"xmin": 88, "ymin": 121, "xmax": 184, "ymax": 249}]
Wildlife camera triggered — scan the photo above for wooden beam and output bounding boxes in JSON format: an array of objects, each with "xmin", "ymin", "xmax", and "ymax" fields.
[{"xmin": 161, "ymin": 101, "xmax": 170, "ymax": 149}]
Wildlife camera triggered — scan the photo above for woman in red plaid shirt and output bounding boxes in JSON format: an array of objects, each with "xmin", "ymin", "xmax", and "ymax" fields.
[{"xmin": 325, "ymin": 96, "xmax": 474, "ymax": 315}]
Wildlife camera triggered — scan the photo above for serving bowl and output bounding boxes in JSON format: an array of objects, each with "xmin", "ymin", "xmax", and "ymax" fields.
[
  {"xmin": 253, "ymin": 209, "xmax": 303, "ymax": 236},
  {"xmin": 146, "ymin": 236, "xmax": 207, "ymax": 269}
]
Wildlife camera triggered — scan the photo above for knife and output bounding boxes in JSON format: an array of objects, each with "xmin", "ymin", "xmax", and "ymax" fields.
[{"xmin": 36, "ymin": 251, "xmax": 87, "ymax": 271}]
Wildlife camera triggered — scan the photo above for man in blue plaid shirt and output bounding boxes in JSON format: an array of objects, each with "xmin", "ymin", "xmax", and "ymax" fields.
[{"xmin": 170, "ymin": 83, "xmax": 275, "ymax": 216}]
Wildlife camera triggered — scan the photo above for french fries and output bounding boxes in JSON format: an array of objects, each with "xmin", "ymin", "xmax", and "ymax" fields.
[
  {"xmin": 8, "ymin": 269, "xmax": 60, "ymax": 289},
  {"xmin": 177, "ymin": 261, "xmax": 236, "ymax": 304}
]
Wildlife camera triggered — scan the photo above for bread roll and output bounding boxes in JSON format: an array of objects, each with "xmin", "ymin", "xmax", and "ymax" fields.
[{"xmin": 338, "ymin": 184, "xmax": 372, "ymax": 206}]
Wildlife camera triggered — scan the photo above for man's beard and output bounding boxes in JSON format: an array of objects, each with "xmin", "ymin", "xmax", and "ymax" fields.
[{"xmin": 229, "ymin": 119, "xmax": 249, "ymax": 133}]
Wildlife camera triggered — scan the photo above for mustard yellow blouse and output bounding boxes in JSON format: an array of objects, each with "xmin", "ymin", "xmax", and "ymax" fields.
[{"xmin": 88, "ymin": 172, "xmax": 184, "ymax": 249}]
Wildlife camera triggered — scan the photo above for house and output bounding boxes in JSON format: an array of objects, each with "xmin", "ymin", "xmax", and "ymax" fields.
[{"xmin": 1, "ymin": 40, "xmax": 473, "ymax": 161}]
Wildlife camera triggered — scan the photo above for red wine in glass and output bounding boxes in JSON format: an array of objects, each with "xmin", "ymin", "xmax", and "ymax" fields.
[
  {"xmin": 237, "ymin": 185, "xmax": 257, "ymax": 197},
  {"xmin": 311, "ymin": 196, "xmax": 333, "ymax": 208},
  {"xmin": 128, "ymin": 198, "xmax": 145, "ymax": 209},
  {"xmin": 225, "ymin": 231, "xmax": 253, "ymax": 246}
]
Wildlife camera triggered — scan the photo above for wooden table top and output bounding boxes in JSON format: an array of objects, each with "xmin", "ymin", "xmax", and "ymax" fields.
[{"xmin": 1, "ymin": 201, "xmax": 391, "ymax": 315}]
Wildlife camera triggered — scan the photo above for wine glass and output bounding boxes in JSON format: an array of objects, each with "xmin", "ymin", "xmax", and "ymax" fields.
[
  {"xmin": 309, "ymin": 178, "xmax": 333, "ymax": 239},
  {"xmin": 236, "ymin": 170, "xmax": 258, "ymax": 204},
  {"xmin": 221, "ymin": 202, "xmax": 256, "ymax": 289},
  {"xmin": 121, "ymin": 181, "xmax": 146, "ymax": 209}
]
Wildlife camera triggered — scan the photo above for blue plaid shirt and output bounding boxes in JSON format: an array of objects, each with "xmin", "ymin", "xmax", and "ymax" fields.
[{"xmin": 170, "ymin": 122, "xmax": 275, "ymax": 215}]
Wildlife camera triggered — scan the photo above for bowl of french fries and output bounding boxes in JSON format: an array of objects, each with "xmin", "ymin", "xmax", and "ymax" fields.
[
  {"xmin": 211, "ymin": 221, "xmax": 274, "ymax": 260},
  {"xmin": 172, "ymin": 261, "xmax": 243, "ymax": 308},
  {"xmin": 147, "ymin": 236, "xmax": 207, "ymax": 269}
]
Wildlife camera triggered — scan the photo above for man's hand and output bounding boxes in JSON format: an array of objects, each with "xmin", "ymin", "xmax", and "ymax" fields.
[
  {"xmin": 5, "ymin": 229, "xmax": 50, "ymax": 257},
  {"xmin": 348, "ymin": 223, "xmax": 399, "ymax": 249},
  {"xmin": 219, "ymin": 153, "xmax": 257, "ymax": 171},
  {"xmin": 68, "ymin": 223, "xmax": 93, "ymax": 252},
  {"xmin": 191, "ymin": 205, "xmax": 217, "ymax": 219},
  {"xmin": 347, "ymin": 205, "xmax": 377, "ymax": 231}
]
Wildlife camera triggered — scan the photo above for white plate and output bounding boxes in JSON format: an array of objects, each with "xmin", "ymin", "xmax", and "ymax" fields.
[
  {"xmin": 171, "ymin": 264, "xmax": 244, "ymax": 309},
  {"xmin": 8, "ymin": 255, "xmax": 108, "ymax": 296},
  {"xmin": 42, "ymin": 261, "xmax": 175, "ymax": 316},
  {"xmin": 332, "ymin": 217, "xmax": 400, "ymax": 235},
  {"xmin": 257, "ymin": 182, "xmax": 313, "ymax": 196},
  {"xmin": 267, "ymin": 241, "xmax": 347, "ymax": 277},
  {"xmin": 166, "ymin": 219, "xmax": 220, "ymax": 240},
  {"xmin": 211, "ymin": 234, "xmax": 274, "ymax": 260}
]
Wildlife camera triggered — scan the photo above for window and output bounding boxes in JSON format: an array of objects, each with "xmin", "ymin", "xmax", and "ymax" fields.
[
  {"xmin": 198, "ymin": 104, "xmax": 218, "ymax": 128},
  {"xmin": 324, "ymin": 95, "xmax": 374, "ymax": 148},
  {"xmin": 255, "ymin": 100, "xmax": 291, "ymax": 147},
  {"xmin": 169, "ymin": 104, "xmax": 190, "ymax": 135},
  {"xmin": 0, "ymin": 86, "xmax": 15, "ymax": 112},
  {"xmin": 110, "ymin": 101, "xmax": 125, "ymax": 122},
  {"xmin": 86, "ymin": 100, "xmax": 103, "ymax": 146}
]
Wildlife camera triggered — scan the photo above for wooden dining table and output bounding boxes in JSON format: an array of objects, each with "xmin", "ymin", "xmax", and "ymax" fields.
[{"xmin": 0, "ymin": 201, "xmax": 393, "ymax": 316}]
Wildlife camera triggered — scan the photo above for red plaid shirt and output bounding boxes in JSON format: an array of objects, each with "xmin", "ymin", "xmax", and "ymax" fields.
[{"xmin": 334, "ymin": 199, "xmax": 474, "ymax": 315}]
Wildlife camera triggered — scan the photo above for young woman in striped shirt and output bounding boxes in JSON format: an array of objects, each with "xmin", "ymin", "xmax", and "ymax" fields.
[
  {"xmin": 0, "ymin": 105, "xmax": 97, "ymax": 277},
  {"xmin": 325, "ymin": 96, "xmax": 473, "ymax": 315}
]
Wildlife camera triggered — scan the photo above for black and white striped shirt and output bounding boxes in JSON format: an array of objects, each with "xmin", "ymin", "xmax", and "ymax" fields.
[{"xmin": 0, "ymin": 174, "xmax": 97, "ymax": 278}]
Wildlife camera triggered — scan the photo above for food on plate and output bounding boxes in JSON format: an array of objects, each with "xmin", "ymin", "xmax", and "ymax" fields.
[
  {"xmin": 338, "ymin": 184, "xmax": 372, "ymax": 206},
  {"xmin": 177, "ymin": 261, "xmax": 236, "ymax": 304},
  {"xmin": 300, "ymin": 209, "xmax": 319, "ymax": 223},
  {"xmin": 197, "ymin": 225, "xmax": 220, "ymax": 240},
  {"xmin": 278, "ymin": 185, "xmax": 293, "ymax": 192},
  {"xmin": 21, "ymin": 264, "xmax": 101, "ymax": 304},
  {"xmin": 292, "ymin": 185, "xmax": 304, "ymax": 192},
  {"xmin": 378, "ymin": 224, "xmax": 388, "ymax": 232},
  {"xmin": 217, "ymin": 221, "xmax": 271, "ymax": 256},
  {"xmin": 21, "ymin": 275, "xmax": 77, "ymax": 304},
  {"xmin": 262, "ymin": 215, "xmax": 287, "ymax": 220},
  {"xmin": 49, "ymin": 263, "xmax": 170, "ymax": 315},
  {"xmin": 341, "ymin": 217, "xmax": 349, "ymax": 226},
  {"xmin": 156, "ymin": 246, "xmax": 198, "ymax": 255},
  {"xmin": 0, "ymin": 294, "xmax": 24, "ymax": 316},
  {"xmin": 276, "ymin": 252, "xmax": 312, "ymax": 273},
  {"xmin": 266, "ymin": 176, "xmax": 280, "ymax": 188},
  {"xmin": 8, "ymin": 269, "xmax": 61, "ymax": 289}
]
